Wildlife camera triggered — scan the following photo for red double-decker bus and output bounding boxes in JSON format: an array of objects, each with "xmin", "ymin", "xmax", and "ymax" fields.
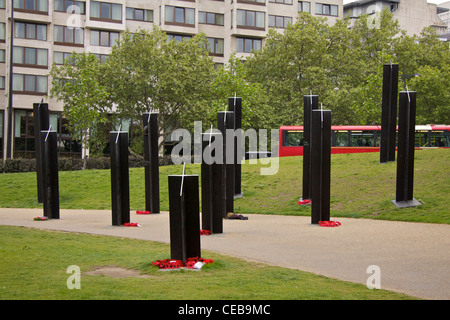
[{"xmin": 279, "ymin": 125, "xmax": 450, "ymax": 157}]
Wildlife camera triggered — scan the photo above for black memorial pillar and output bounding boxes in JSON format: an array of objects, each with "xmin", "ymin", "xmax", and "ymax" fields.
[
  {"xmin": 311, "ymin": 109, "xmax": 331, "ymax": 224},
  {"xmin": 201, "ymin": 132, "xmax": 224, "ymax": 233},
  {"xmin": 229, "ymin": 96, "xmax": 243, "ymax": 198},
  {"xmin": 380, "ymin": 63, "xmax": 399, "ymax": 163},
  {"xmin": 110, "ymin": 131, "xmax": 130, "ymax": 226},
  {"xmin": 168, "ymin": 174, "xmax": 201, "ymax": 262},
  {"xmin": 143, "ymin": 112, "xmax": 160, "ymax": 214},
  {"xmin": 393, "ymin": 91, "xmax": 421, "ymax": 208},
  {"xmin": 40, "ymin": 130, "xmax": 59, "ymax": 219},
  {"xmin": 302, "ymin": 95, "xmax": 319, "ymax": 201},
  {"xmin": 217, "ymin": 111, "xmax": 235, "ymax": 217},
  {"xmin": 34, "ymin": 102, "xmax": 49, "ymax": 203}
]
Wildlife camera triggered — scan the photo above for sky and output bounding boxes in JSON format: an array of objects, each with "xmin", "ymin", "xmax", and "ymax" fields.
[{"xmin": 343, "ymin": 0, "xmax": 449, "ymax": 4}]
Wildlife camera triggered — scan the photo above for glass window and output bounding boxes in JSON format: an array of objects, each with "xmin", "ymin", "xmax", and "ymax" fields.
[
  {"xmin": 54, "ymin": 25, "xmax": 63, "ymax": 42},
  {"xmin": 26, "ymin": 24, "xmax": 36, "ymax": 39},
  {"xmin": 90, "ymin": 30, "xmax": 99, "ymax": 46},
  {"xmin": 14, "ymin": 22, "xmax": 25, "ymax": 38},
  {"xmin": 101, "ymin": 2, "xmax": 111, "ymax": 19},
  {"xmin": 185, "ymin": 8, "xmax": 195, "ymax": 25},
  {"xmin": 111, "ymin": 3, "xmax": 121, "ymax": 20},
  {"xmin": 90, "ymin": 0, "xmax": 100, "ymax": 18},
  {"xmin": 0, "ymin": 49, "xmax": 5, "ymax": 63},
  {"xmin": 0, "ymin": 23, "xmax": 5, "ymax": 41},
  {"xmin": 13, "ymin": 74, "xmax": 24, "ymax": 91},
  {"xmin": 165, "ymin": 6, "xmax": 194, "ymax": 25},
  {"xmin": 13, "ymin": 47, "xmax": 23, "ymax": 64},
  {"xmin": 25, "ymin": 75, "xmax": 35, "ymax": 92},
  {"xmin": 165, "ymin": 6, "xmax": 174, "ymax": 22}
]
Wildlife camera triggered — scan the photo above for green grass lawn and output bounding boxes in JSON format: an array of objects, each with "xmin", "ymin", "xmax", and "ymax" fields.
[
  {"xmin": 0, "ymin": 225, "xmax": 416, "ymax": 300},
  {"xmin": 0, "ymin": 149, "xmax": 448, "ymax": 224}
]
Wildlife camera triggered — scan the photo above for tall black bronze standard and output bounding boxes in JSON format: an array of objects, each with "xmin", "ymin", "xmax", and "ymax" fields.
[
  {"xmin": 310, "ymin": 109, "xmax": 331, "ymax": 224},
  {"xmin": 393, "ymin": 91, "xmax": 421, "ymax": 208},
  {"xmin": 228, "ymin": 96, "xmax": 243, "ymax": 198},
  {"xmin": 380, "ymin": 63, "xmax": 399, "ymax": 163},
  {"xmin": 110, "ymin": 131, "xmax": 130, "ymax": 226},
  {"xmin": 34, "ymin": 101, "xmax": 49, "ymax": 203},
  {"xmin": 143, "ymin": 112, "xmax": 160, "ymax": 214},
  {"xmin": 302, "ymin": 95, "xmax": 319, "ymax": 201},
  {"xmin": 217, "ymin": 111, "xmax": 235, "ymax": 217},
  {"xmin": 40, "ymin": 130, "xmax": 59, "ymax": 219},
  {"xmin": 168, "ymin": 174, "xmax": 201, "ymax": 262},
  {"xmin": 201, "ymin": 132, "xmax": 224, "ymax": 233}
]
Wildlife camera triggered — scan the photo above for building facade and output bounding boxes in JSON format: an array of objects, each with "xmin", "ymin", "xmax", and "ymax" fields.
[
  {"xmin": 0, "ymin": 0, "xmax": 344, "ymax": 160},
  {"xmin": 344, "ymin": 0, "xmax": 447, "ymax": 36}
]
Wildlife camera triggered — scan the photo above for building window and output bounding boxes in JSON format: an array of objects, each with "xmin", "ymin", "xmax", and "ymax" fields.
[
  {"xmin": 238, "ymin": 0, "xmax": 265, "ymax": 5},
  {"xmin": 236, "ymin": 37, "xmax": 262, "ymax": 53},
  {"xmin": 13, "ymin": 0, "xmax": 48, "ymax": 13},
  {"xmin": 269, "ymin": 15, "xmax": 292, "ymax": 28},
  {"xmin": 199, "ymin": 11, "xmax": 224, "ymax": 26},
  {"xmin": 207, "ymin": 37, "xmax": 224, "ymax": 56},
  {"xmin": 269, "ymin": 0, "xmax": 292, "ymax": 4},
  {"xmin": 13, "ymin": 46, "xmax": 48, "ymax": 68},
  {"xmin": 90, "ymin": 1, "xmax": 122, "ymax": 22},
  {"xmin": 54, "ymin": 25, "xmax": 84, "ymax": 46},
  {"xmin": 237, "ymin": 10, "xmax": 265, "ymax": 30},
  {"xmin": 92, "ymin": 53, "xmax": 109, "ymax": 64},
  {"xmin": 15, "ymin": 22, "xmax": 47, "ymax": 41},
  {"xmin": 0, "ymin": 0, "xmax": 5, "ymax": 9},
  {"xmin": 126, "ymin": 7, "xmax": 153, "ymax": 22},
  {"xmin": 0, "ymin": 23, "xmax": 5, "ymax": 42},
  {"xmin": 0, "ymin": 49, "xmax": 5, "ymax": 62},
  {"xmin": 53, "ymin": 51, "xmax": 73, "ymax": 65},
  {"xmin": 315, "ymin": 3, "xmax": 338, "ymax": 16},
  {"xmin": 13, "ymin": 74, "xmax": 48, "ymax": 94},
  {"xmin": 54, "ymin": 0, "xmax": 86, "ymax": 14},
  {"xmin": 90, "ymin": 30, "xmax": 119, "ymax": 47},
  {"xmin": 0, "ymin": 76, "xmax": 5, "ymax": 89},
  {"xmin": 165, "ymin": 6, "xmax": 195, "ymax": 26},
  {"xmin": 298, "ymin": 1, "xmax": 311, "ymax": 13},
  {"xmin": 167, "ymin": 33, "xmax": 192, "ymax": 43}
]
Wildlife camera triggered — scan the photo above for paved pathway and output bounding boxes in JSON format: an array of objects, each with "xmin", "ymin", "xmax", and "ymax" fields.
[{"xmin": 1, "ymin": 208, "xmax": 449, "ymax": 300}]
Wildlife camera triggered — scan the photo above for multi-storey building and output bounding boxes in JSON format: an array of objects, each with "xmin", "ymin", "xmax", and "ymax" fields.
[
  {"xmin": 344, "ymin": 0, "xmax": 447, "ymax": 36},
  {"xmin": 0, "ymin": 0, "xmax": 343, "ymax": 160}
]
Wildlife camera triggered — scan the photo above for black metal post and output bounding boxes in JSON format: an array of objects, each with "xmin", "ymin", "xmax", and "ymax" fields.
[
  {"xmin": 168, "ymin": 174, "xmax": 201, "ymax": 262},
  {"xmin": 143, "ymin": 112, "xmax": 160, "ymax": 214},
  {"xmin": 40, "ymin": 130, "xmax": 59, "ymax": 219},
  {"xmin": 34, "ymin": 102, "xmax": 49, "ymax": 203},
  {"xmin": 229, "ymin": 96, "xmax": 243, "ymax": 198},
  {"xmin": 110, "ymin": 131, "xmax": 130, "ymax": 226},
  {"xmin": 393, "ymin": 91, "xmax": 421, "ymax": 208},
  {"xmin": 311, "ymin": 110, "xmax": 331, "ymax": 224},
  {"xmin": 217, "ymin": 111, "xmax": 235, "ymax": 217},
  {"xmin": 201, "ymin": 132, "xmax": 224, "ymax": 233},
  {"xmin": 302, "ymin": 95, "xmax": 319, "ymax": 200},
  {"xmin": 380, "ymin": 63, "xmax": 399, "ymax": 163}
]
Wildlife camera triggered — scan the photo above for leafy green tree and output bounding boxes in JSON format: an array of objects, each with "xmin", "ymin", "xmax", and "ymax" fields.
[
  {"xmin": 103, "ymin": 27, "xmax": 217, "ymax": 151},
  {"xmin": 48, "ymin": 53, "xmax": 110, "ymax": 168}
]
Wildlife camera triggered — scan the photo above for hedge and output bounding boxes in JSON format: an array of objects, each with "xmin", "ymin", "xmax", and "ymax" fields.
[{"xmin": 0, "ymin": 155, "xmax": 175, "ymax": 173}]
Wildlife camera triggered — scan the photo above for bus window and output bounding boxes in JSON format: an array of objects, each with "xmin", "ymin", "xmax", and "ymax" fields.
[
  {"xmin": 350, "ymin": 131, "xmax": 375, "ymax": 147},
  {"xmin": 430, "ymin": 131, "xmax": 448, "ymax": 147},
  {"xmin": 335, "ymin": 131, "xmax": 348, "ymax": 146},
  {"xmin": 415, "ymin": 131, "xmax": 429, "ymax": 147},
  {"xmin": 283, "ymin": 130, "xmax": 303, "ymax": 147}
]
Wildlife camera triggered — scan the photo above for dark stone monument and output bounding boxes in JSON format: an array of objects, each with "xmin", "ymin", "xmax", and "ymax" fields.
[
  {"xmin": 110, "ymin": 131, "xmax": 130, "ymax": 226},
  {"xmin": 217, "ymin": 111, "xmax": 235, "ymax": 217},
  {"xmin": 228, "ymin": 96, "xmax": 243, "ymax": 198},
  {"xmin": 393, "ymin": 91, "xmax": 421, "ymax": 208},
  {"xmin": 380, "ymin": 63, "xmax": 399, "ymax": 163},
  {"xmin": 143, "ymin": 112, "xmax": 160, "ymax": 214},
  {"xmin": 201, "ymin": 132, "xmax": 224, "ymax": 233},
  {"xmin": 40, "ymin": 130, "xmax": 59, "ymax": 219},
  {"xmin": 302, "ymin": 95, "xmax": 319, "ymax": 201},
  {"xmin": 168, "ymin": 174, "xmax": 201, "ymax": 261},
  {"xmin": 34, "ymin": 101, "xmax": 49, "ymax": 203},
  {"xmin": 311, "ymin": 109, "xmax": 331, "ymax": 224}
]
